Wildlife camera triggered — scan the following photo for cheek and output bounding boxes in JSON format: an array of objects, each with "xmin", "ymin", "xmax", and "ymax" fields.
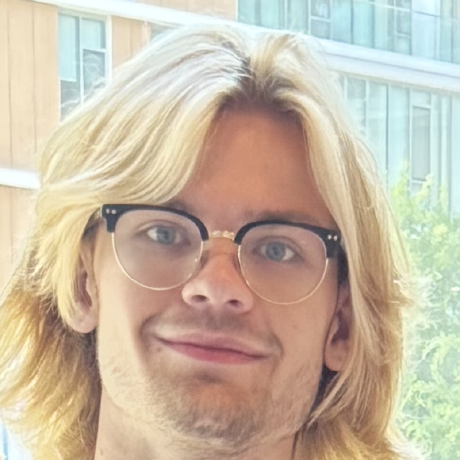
[
  {"xmin": 276, "ymin": 315, "xmax": 327, "ymax": 364},
  {"xmin": 94, "ymin": 246, "xmax": 177, "ymax": 357},
  {"xmin": 271, "ymin": 281, "xmax": 338, "ymax": 367},
  {"xmin": 95, "ymin": 237, "xmax": 172, "ymax": 324},
  {"xmin": 95, "ymin": 264, "xmax": 182, "ymax": 387}
]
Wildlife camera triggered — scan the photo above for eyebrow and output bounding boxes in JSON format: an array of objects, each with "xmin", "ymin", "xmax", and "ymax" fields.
[{"xmin": 165, "ymin": 200, "xmax": 324, "ymax": 228}]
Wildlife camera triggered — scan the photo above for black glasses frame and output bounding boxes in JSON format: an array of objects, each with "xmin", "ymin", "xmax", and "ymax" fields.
[{"xmin": 101, "ymin": 204, "xmax": 342, "ymax": 258}]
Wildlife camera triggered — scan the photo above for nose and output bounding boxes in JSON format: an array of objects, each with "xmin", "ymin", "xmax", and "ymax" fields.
[{"xmin": 181, "ymin": 244, "xmax": 254, "ymax": 313}]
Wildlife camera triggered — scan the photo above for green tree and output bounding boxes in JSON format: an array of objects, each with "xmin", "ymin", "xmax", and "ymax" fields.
[{"xmin": 391, "ymin": 177, "xmax": 460, "ymax": 459}]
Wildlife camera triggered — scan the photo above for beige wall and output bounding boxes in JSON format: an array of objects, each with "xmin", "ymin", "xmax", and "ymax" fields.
[
  {"xmin": 0, "ymin": 0, "xmax": 59, "ymax": 170},
  {"xmin": 0, "ymin": 0, "xmax": 155, "ymax": 172},
  {"xmin": 0, "ymin": 0, "xmax": 228, "ymax": 172},
  {"xmin": 1, "ymin": 0, "xmax": 203, "ymax": 291},
  {"xmin": 112, "ymin": 17, "xmax": 151, "ymax": 68},
  {"xmin": 0, "ymin": 0, "xmax": 239, "ymax": 290},
  {"xmin": 0, "ymin": 0, "xmax": 59, "ymax": 290},
  {"xmin": 0, "ymin": 186, "xmax": 34, "ymax": 290}
]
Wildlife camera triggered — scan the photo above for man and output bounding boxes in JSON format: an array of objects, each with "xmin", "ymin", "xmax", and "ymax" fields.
[{"xmin": 0, "ymin": 24, "xmax": 417, "ymax": 460}]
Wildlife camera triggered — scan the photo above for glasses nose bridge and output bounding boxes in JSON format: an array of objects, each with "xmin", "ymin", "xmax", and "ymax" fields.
[
  {"xmin": 202, "ymin": 230, "xmax": 239, "ymax": 259},
  {"xmin": 204, "ymin": 230, "xmax": 239, "ymax": 254},
  {"xmin": 209, "ymin": 230, "xmax": 236, "ymax": 242}
]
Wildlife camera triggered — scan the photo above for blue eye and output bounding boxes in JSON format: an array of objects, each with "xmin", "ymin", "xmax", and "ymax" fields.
[
  {"xmin": 146, "ymin": 226, "xmax": 181, "ymax": 245},
  {"xmin": 260, "ymin": 242, "xmax": 296, "ymax": 262}
]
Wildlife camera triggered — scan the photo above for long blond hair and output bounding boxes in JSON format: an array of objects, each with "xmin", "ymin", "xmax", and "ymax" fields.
[{"xmin": 0, "ymin": 24, "xmax": 415, "ymax": 460}]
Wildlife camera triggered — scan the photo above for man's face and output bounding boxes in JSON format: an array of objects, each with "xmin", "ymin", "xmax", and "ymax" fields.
[{"xmin": 79, "ymin": 109, "xmax": 349, "ymax": 452}]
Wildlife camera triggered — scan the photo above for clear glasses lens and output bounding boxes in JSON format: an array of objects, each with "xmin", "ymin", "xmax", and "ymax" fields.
[
  {"xmin": 239, "ymin": 224, "xmax": 327, "ymax": 304},
  {"xmin": 113, "ymin": 210, "xmax": 327, "ymax": 303},
  {"xmin": 113, "ymin": 210, "xmax": 202, "ymax": 289}
]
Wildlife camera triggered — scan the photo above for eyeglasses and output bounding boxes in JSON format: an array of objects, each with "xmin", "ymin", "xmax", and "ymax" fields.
[{"xmin": 100, "ymin": 204, "xmax": 342, "ymax": 305}]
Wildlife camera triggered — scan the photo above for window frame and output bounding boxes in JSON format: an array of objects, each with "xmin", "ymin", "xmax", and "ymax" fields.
[
  {"xmin": 58, "ymin": 10, "xmax": 112, "ymax": 118},
  {"xmin": 409, "ymin": 91, "xmax": 433, "ymax": 186}
]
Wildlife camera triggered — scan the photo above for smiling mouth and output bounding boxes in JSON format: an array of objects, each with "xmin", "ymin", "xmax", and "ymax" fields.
[{"xmin": 158, "ymin": 339, "xmax": 266, "ymax": 365}]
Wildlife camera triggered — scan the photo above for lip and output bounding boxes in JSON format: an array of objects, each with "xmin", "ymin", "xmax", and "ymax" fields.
[{"xmin": 156, "ymin": 334, "xmax": 269, "ymax": 365}]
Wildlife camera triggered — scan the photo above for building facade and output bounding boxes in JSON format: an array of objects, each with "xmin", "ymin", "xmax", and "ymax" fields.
[
  {"xmin": 0, "ymin": 0, "xmax": 459, "ymax": 458},
  {"xmin": 240, "ymin": 0, "xmax": 460, "ymax": 204}
]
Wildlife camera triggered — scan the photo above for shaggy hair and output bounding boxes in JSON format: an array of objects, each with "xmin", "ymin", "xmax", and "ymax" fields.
[{"xmin": 0, "ymin": 23, "xmax": 416, "ymax": 460}]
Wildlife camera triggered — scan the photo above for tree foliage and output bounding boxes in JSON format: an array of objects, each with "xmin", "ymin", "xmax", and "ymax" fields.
[{"xmin": 391, "ymin": 177, "xmax": 460, "ymax": 459}]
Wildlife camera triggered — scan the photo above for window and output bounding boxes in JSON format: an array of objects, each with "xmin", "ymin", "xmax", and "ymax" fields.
[
  {"xmin": 451, "ymin": 98, "xmax": 460, "ymax": 214},
  {"xmin": 346, "ymin": 77, "xmax": 367, "ymax": 135},
  {"xmin": 410, "ymin": 91, "xmax": 432, "ymax": 190},
  {"xmin": 260, "ymin": 0, "xmax": 284, "ymax": 29},
  {"xmin": 310, "ymin": 0, "xmax": 331, "ymax": 38},
  {"xmin": 368, "ymin": 82, "xmax": 389, "ymax": 172},
  {"xmin": 238, "ymin": 0, "xmax": 459, "ymax": 62},
  {"xmin": 352, "ymin": 0, "xmax": 412, "ymax": 53},
  {"xmin": 344, "ymin": 77, "xmax": 389, "ymax": 173},
  {"xmin": 388, "ymin": 86, "xmax": 410, "ymax": 184},
  {"xmin": 411, "ymin": 106, "xmax": 431, "ymax": 182},
  {"xmin": 58, "ymin": 14, "xmax": 107, "ymax": 118},
  {"xmin": 288, "ymin": 0, "xmax": 308, "ymax": 31},
  {"xmin": 238, "ymin": 0, "xmax": 284, "ymax": 29},
  {"xmin": 412, "ymin": 12, "xmax": 438, "ymax": 59},
  {"xmin": 352, "ymin": 0, "xmax": 375, "ymax": 47},
  {"xmin": 331, "ymin": 0, "xmax": 352, "ymax": 42},
  {"xmin": 413, "ymin": 0, "xmax": 440, "ymax": 16},
  {"xmin": 341, "ymin": 77, "xmax": 458, "ymax": 210}
]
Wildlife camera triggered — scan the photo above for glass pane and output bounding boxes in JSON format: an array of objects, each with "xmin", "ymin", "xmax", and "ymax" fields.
[
  {"xmin": 311, "ymin": 19, "xmax": 331, "ymax": 38},
  {"xmin": 388, "ymin": 86, "xmax": 409, "ymax": 185},
  {"xmin": 348, "ymin": 78, "xmax": 366, "ymax": 101},
  {"xmin": 454, "ymin": 15, "xmax": 460, "ymax": 64},
  {"xmin": 412, "ymin": 90, "xmax": 431, "ymax": 106},
  {"xmin": 396, "ymin": 0, "xmax": 411, "ymax": 8},
  {"xmin": 440, "ymin": 15, "xmax": 453, "ymax": 62},
  {"xmin": 260, "ymin": 0, "xmax": 283, "ymax": 28},
  {"xmin": 396, "ymin": 10, "xmax": 411, "ymax": 35},
  {"xmin": 60, "ymin": 79, "xmax": 81, "ymax": 118},
  {"xmin": 311, "ymin": 0, "xmax": 330, "ymax": 18},
  {"xmin": 331, "ymin": 0, "xmax": 352, "ymax": 42},
  {"xmin": 353, "ymin": 0, "xmax": 374, "ymax": 47},
  {"xmin": 413, "ymin": 0, "xmax": 440, "ymax": 15},
  {"xmin": 441, "ymin": 0, "xmax": 453, "ymax": 16},
  {"xmin": 412, "ymin": 12, "xmax": 438, "ymax": 59},
  {"xmin": 411, "ymin": 106, "xmax": 431, "ymax": 180},
  {"xmin": 83, "ymin": 50, "xmax": 106, "ymax": 98},
  {"xmin": 347, "ymin": 77, "xmax": 367, "ymax": 135},
  {"xmin": 431, "ymin": 94, "xmax": 441, "ymax": 183},
  {"xmin": 337, "ymin": 74, "xmax": 346, "ymax": 92},
  {"xmin": 450, "ymin": 97, "xmax": 460, "ymax": 214},
  {"xmin": 58, "ymin": 15, "xmax": 78, "ymax": 81},
  {"xmin": 374, "ymin": 3, "xmax": 391, "ymax": 50},
  {"xmin": 238, "ymin": 0, "xmax": 257, "ymax": 24},
  {"xmin": 288, "ymin": 0, "xmax": 309, "ymax": 32},
  {"xmin": 410, "ymin": 180, "xmax": 424, "ymax": 195},
  {"xmin": 81, "ymin": 19, "xmax": 105, "ymax": 50},
  {"xmin": 395, "ymin": 35, "xmax": 411, "ymax": 53},
  {"xmin": 368, "ymin": 82, "xmax": 388, "ymax": 173}
]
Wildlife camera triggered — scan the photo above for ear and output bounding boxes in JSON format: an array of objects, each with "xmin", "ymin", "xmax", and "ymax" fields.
[
  {"xmin": 69, "ymin": 239, "xmax": 99, "ymax": 334},
  {"xmin": 324, "ymin": 282, "xmax": 352, "ymax": 372}
]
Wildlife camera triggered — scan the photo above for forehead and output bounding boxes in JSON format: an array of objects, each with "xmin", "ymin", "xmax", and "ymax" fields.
[{"xmin": 173, "ymin": 108, "xmax": 335, "ymax": 229}]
